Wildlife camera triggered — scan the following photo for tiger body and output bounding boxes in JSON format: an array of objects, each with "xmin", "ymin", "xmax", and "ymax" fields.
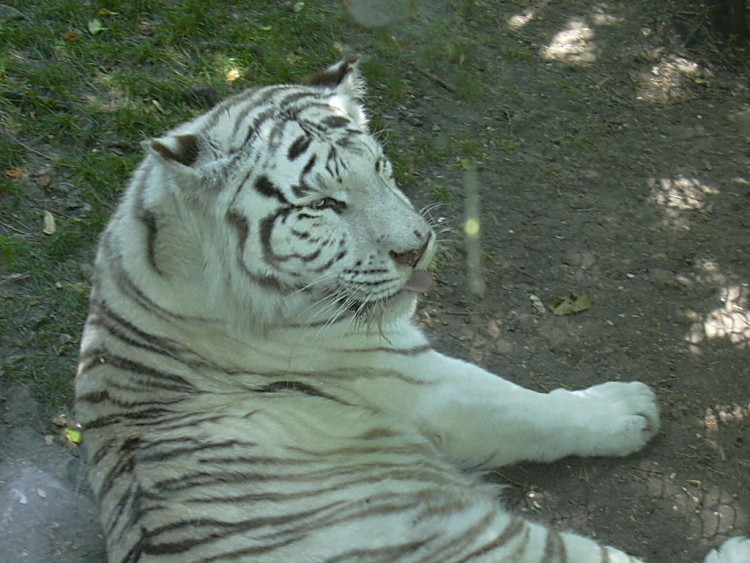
[{"xmin": 75, "ymin": 58, "xmax": 746, "ymax": 562}]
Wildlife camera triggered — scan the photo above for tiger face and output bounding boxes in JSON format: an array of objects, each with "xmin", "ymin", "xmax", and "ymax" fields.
[{"xmin": 145, "ymin": 58, "xmax": 435, "ymax": 327}]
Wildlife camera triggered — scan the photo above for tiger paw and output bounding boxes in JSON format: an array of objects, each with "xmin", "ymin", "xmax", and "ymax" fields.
[
  {"xmin": 704, "ymin": 537, "xmax": 750, "ymax": 563},
  {"xmin": 570, "ymin": 381, "xmax": 660, "ymax": 458}
]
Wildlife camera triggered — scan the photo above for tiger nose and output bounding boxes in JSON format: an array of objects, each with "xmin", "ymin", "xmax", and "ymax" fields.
[{"xmin": 390, "ymin": 240, "xmax": 429, "ymax": 268}]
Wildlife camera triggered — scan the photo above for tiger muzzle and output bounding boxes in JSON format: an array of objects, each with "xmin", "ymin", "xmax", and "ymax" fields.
[{"xmin": 390, "ymin": 240, "xmax": 429, "ymax": 269}]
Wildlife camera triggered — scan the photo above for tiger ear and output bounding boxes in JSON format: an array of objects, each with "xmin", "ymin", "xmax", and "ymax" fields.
[
  {"xmin": 306, "ymin": 55, "xmax": 368, "ymax": 129},
  {"xmin": 148, "ymin": 134, "xmax": 201, "ymax": 167}
]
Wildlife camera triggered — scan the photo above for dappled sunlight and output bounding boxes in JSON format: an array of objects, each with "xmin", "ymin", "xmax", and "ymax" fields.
[
  {"xmin": 590, "ymin": 3, "xmax": 621, "ymax": 26},
  {"xmin": 212, "ymin": 54, "xmax": 246, "ymax": 85},
  {"xmin": 648, "ymin": 176, "xmax": 719, "ymax": 230},
  {"xmin": 507, "ymin": 0, "xmax": 551, "ymax": 30},
  {"xmin": 647, "ymin": 175, "xmax": 749, "ymax": 351},
  {"xmin": 633, "ymin": 460, "xmax": 748, "ymax": 545},
  {"xmin": 507, "ymin": 10, "xmax": 535, "ymax": 30},
  {"xmin": 542, "ymin": 18, "xmax": 597, "ymax": 64},
  {"xmin": 84, "ymin": 73, "xmax": 137, "ymax": 113},
  {"xmin": 502, "ymin": 454, "xmax": 748, "ymax": 549},
  {"xmin": 702, "ymin": 403, "xmax": 749, "ymax": 433},
  {"xmin": 634, "ymin": 52, "xmax": 714, "ymax": 103},
  {"xmin": 225, "ymin": 66, "xmax": 243, "ymax": 84},
  {"xmin": 686, "ymin": 285, "xmax": 750, "ymax": 352}
]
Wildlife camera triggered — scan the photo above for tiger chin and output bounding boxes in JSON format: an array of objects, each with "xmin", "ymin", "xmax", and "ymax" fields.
[{"xmin": 75, "ymin": 57, "xmax": 748, "ymax": 563}]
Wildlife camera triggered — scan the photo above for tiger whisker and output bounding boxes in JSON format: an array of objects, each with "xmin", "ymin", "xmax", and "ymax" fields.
[{"xmin": 289, "ymin": 272, "xmax": 340, "ymax": 298}]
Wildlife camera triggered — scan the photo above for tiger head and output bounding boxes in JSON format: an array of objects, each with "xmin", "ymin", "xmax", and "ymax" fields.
[{"xmin": 136, "ymin": 57, "xmax": 435, "ymax": 330}]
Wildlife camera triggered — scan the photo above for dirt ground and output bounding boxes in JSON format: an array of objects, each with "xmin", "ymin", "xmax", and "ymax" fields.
[
  {"xmin": 384, "ymin": 2, "xmax": 750, "ymax": 562},
  {"xmin": 1, "ymin": 1, "xmax": 749, "ymax": 562}
]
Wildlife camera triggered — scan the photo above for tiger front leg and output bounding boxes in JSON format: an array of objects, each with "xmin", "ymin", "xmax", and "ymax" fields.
[{"xmin": 388, "ymin": 353, "xmax": 660, "ymax": 469}]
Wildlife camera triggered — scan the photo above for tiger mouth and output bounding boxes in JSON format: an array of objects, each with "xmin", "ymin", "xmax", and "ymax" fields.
[
  {"xmin": 351, "ymin": 269, "xmax": 435, "ymax": 314},
  {"xmin": 400, "ymin": 270, "xmax": 435, "ymax": 294}
]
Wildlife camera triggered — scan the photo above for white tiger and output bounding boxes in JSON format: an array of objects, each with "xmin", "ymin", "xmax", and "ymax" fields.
[{"xmin": 75, "ymin": 57, "xmax": 750, "ymax": 562}]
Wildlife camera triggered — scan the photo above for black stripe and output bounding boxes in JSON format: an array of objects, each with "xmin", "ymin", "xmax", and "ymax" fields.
[
  {"xmin": 184, "ymin": 478, "xmax": 362, "ymax": 505},
  {"xmin": 139, "ymin": 439, "xmax": 258, "ymax": 464},
  {"xmin": 141, "ymin": 502, "xmax": 346, "ymax": 556},
  {"xmin": 255, "ymin": 380, "xmax": 345, "ymax": 403},
  {"xmin": 142, "ymin": 211, "xmax": 162, "ymax": 274},
  {"xmin": 456, "ymin": 517, "xmax": 526, "ymax": 562},
  {"xmin": 327, "ymin": 537, "xmax": 438, "ymax": 563},
  {"xmin": 92, "ymin": 299, "xmax": 179, "ymax": 351},
  {"xmin": 104, "ymin": 477, "xmax": 137, "ymax": 539},
  {"xmin": 87, "ymin": 303, "xmax": 180, "ymax": 359},
  {"xmin": 543, "ymin": 529, "xmax": 567, "ymax": 560},
  {"xmin": 278, "ymin": 89, "xmax": 318, "ymax": 108},
  {"xmin": 225, "ymin": 87, "xmax": 287, "ymax": 136},
  {"xmin": 340, "ymin": 344, "xmax": 432, "ymax": 356},
  {"xmin": 232, "ymin": 106, "xmax": 275, "ymax": 141},
  {"xmin": 290, "ymin": 181, "xmax": 314, "ymax": 199},
  {"xmin": 78, "ymin": 350, "xmax": 195, "ymax": 393},
  {"xmin": 287, "ymin": 134, "xmax": 312, "ymax": 160},
  {"xmin": 322, "ymin": 115, "xmax": 350, "ymax": 128},
  {"xmin": 199, "ymin": 538, "xmax": 301, "ymax": 562},
  {"xmin": 97, "ymin": 437, "xmax": 139, "ymax": 499},
  {"xmin": 290, "ymin": 228, "xmax": 320, "ymax": 242},
  {"xmin": 111, "ymin": 253, "xmax": 203, "ymax": 322},
  {"xmin": 300, "ymin": 248, "xmax": 322, "ymax": 263},
  {"xmin": 259, "ymin": 213, "xmax": 278, "ymax": 265},
  {"xmin": 325, "ymin": 146, "xmax": 341, "ymax": 179},
  {"xmin": 76, "ymin": 388, "xmax": 184, "ymax": 409},
  {"xmin": 301, "ymin": 153, "xmax": 317, "ymax": 176},
  {"xmin": 226, "ymin": 210, "xmax": 285, "ymax": 291},
  {"xmin": 312, "ymin": 247, "xmax": 347, "ymax": 273},
  {"xmin": 82, "ymin": 406, "xmax": 178, "ymax": 430},
  {"xmin": 254, "ymin": 175, "xmax": 288, "ymax": 203}
]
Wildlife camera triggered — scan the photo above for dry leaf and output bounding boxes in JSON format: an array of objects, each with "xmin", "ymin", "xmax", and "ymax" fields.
[
  {"xmin": 5, "ymin": 167, "xmax": 23, "ymax": 179},
  {"xmin": 64, "ymin": 428, "xmax": 83, "ymax": 444},
  {"xmin": 62, "ymin": 31, "xmax": 81, "ymax": 42},
  {"xmin": 551, "ymin": 293, "xmax": 592, "ymax": 316},
  {"xmin": 87, "ymin": 18, "xmax": 105, "ymax": 35},
  {"xmin": 43, "ymin": 210, "xmax": 56, "ymax": 235},
  {"xmin": 529, "ymin": 294, "xmax": 547, "ymax": 316}
]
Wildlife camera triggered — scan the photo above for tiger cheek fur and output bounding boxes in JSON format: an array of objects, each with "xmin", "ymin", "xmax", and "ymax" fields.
[{"xmin": 75, "ymin": 57, "xmax": 748, "ymax": 563}]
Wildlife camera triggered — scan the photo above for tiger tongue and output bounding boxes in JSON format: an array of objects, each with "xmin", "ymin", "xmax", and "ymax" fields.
[{"xmin": 402, "ymin": 270, "xmax": 435, "ymax": 294}]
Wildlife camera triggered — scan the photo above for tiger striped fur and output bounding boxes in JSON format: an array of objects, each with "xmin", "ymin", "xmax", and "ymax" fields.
[{"xmin": 75, "ymin": 57, "xmax": 749, "ymax": 562}]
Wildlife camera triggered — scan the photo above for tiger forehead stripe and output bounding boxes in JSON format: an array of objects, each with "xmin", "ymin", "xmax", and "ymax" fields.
[
  {"xmin": 322, "ymin": 115, "xmax": 350, "ymax": 128},
  {"xmin": 254, "ymin": 175, "xmax": 288, "ymax": 204},
  {"xmin": 223, "ymin": 88, "xmax": 324, "ymax": 144},
  {"xmin": 287, "ymin": 134, "xmax": 312, "ymax": 160}
]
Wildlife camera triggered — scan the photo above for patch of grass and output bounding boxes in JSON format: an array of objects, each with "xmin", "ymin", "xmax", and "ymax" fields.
[
  {"xmin": 498, "ymin": 44, "xmax": 534, "ymax": 62},
  {"xmin": 0, "ymin": 0, "xmax": 358, "ymax": 411},
  {"xmin": 415, "ymin": 20, "xmax": 487, "ymax": 100},
  {"xmin": 362, "ymin": 58, "xmax": 406, "ymax": 102},
  {"xmin": 430, "ymin": 185, "xmax": 454, "ymax": 202}
]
